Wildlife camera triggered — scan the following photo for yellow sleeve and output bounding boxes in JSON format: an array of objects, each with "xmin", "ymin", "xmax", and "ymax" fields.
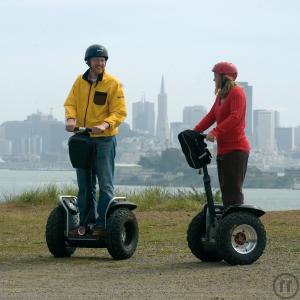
[
  {"xmin": 64, "ymin": 76, "xmax": 80, "ymax": 119},
  {"xmin": 104, "ymin": 81, "xmax": 127, "ymax": 129}
]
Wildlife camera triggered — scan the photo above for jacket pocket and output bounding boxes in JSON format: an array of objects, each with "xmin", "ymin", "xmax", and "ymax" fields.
[{"xmin": 94, "ymin": 91, "xmax": 107, "ymax": 105}]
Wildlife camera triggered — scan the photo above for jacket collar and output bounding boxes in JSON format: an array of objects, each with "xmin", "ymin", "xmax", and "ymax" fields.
[{"xmin": 82, "ymin": 69, "xmax": 106, "ymax": 85}]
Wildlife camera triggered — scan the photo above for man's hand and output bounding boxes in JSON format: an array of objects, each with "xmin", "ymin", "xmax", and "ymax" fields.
[
  {"xmin": 206, "ymin": 132, "xmax": 216, "ymax": 142},
  {"xmin": 65, "ymin": 118, "xmax": 76, "ymax": 132},
  {"xmin": 91, "ymin": 122, "xmax": 110, "ymax": 134}
]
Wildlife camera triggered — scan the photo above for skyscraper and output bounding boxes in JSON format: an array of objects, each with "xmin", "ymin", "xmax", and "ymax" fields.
[
  {"xmin": 156, "ymin": 76, "xmax": 169, "ymax": 144},
  {"xmin": 275, "ymin": 111, "xmax": 280, "ymax": 128},
  {"xmin": 132, "ymin": 96, "xmax": 155, "ymax": 135},
  {"xmin": 275, "ymin": 127, "xmax": 295, "ymax": 152},
  {"xmin": 253, "ymin": 109, "xmax": 276, "ymax": 152},
  {"xmin": 295, "ymin": 126, "xmax": 300, "ymax": 150},
  {"xmin": 183, "ymin": 106, "xmax": 207, "ymax": 129},
  {"xmin": 238, "ymin": 82, "xmax": 253, "ymax": 145}
]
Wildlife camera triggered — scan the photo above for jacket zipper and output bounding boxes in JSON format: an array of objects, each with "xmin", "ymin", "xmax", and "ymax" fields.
[{"xmin": 84, "ymin": 83, "xmax": 92, "ymax": 127}]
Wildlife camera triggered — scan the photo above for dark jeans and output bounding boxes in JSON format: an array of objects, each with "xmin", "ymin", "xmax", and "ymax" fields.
[
  {"xmin": 76, "ymin": 136, "xmax": 116, "ymax": 228},
  {"xmin": 216, "ymin": 150, "xmax": 249, "ymax": 207}
]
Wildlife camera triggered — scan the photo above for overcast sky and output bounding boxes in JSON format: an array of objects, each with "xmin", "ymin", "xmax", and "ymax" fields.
[{"xmin": 0, "ymin": 0, "xmax": 299, "ymax": 127}]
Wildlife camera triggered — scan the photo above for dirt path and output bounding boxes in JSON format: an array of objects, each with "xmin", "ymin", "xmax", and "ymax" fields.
[{"xmin": 0, "ymin": 209, "xmax": 300, "ymax": 300}]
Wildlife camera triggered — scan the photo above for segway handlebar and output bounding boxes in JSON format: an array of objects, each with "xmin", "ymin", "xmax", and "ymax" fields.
[
  {"xmin": 198, "ymin": 132, "xmax": 207, "ymax": 139},
  {"xmin": 74, "ymin": 127, "xmax": 92, "ymax": 133}
]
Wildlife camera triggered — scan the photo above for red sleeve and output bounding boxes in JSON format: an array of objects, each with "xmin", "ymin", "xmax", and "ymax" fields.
[
  {"xmin": 210, "ymin": 90, "xmax": 245, "ymax": 139},
  {"xmin": 193, "ymin": 99, "xmax": 217, "ymax": 132}
]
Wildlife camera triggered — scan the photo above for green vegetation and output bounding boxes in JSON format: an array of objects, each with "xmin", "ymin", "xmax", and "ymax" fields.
[
  {"xmin": 0, "ymin": 201, "xmax": 299, "ymax": 265},
  {"xmin": 0, "ymin": 185, "xmax": 221, "ymax": 211},
  {"xmin": 1, "ymin": 185, "xmax": 299, "ymax": 266},
  {"xmin": 1, "ymin": 184, "xmax": 74, "ymax": 206},
  {"xmin": 137, "ymin": 148, "xmax": 296, "ymax": 188},
  {"xmin": 0, "ymin": 173, "xmax": 299, "ymax": 298}
]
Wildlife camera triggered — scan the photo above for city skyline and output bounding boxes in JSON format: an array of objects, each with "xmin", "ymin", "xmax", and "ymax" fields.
[
  {"xmin": 0, "ymin": 1, "xmax": 300, "ymax": 127},
  {"xmin": 1, "ymin": 89, "xmax": 300, "ymax": 133},
  {"xmin": 0, "ymin": 76, "xmax": 298, "ymax": 129},
  {"xmin": 130, "ymin": 78, "xmax": 299, "ymax": 152},
  {"xmin": 1, "ymin": 107, "xmax": 299, "ymax": 164}
]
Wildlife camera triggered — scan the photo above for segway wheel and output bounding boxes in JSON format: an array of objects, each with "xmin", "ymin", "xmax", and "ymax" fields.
[
  {"xmin": 106, "ymin": 208, "xmax": 139, "ymax": 260},
  {"xmin": 187, "ymin": 211, "xmax": 223, "ymax": 262},
  {"xmin": 216, "ymin": 212, "xmax": 266, "ymax": 265},
  {"xmin": 46, "ymin": 206, "xmax": 76, "ymax": 258}
]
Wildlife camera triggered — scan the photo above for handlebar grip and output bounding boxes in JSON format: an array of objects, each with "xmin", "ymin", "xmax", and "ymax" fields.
[{"xmin": 74, "ymin": 127, "xmax": 92, "ymax": 133}]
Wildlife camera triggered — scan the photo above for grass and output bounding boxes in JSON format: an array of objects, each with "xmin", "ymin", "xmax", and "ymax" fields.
[
  {"xmin": 0, "ymin": 185, "xmax": 299, "ymax": 265},
  {"xmin": 0, "ymin": 184, "xmax": 222, "ymax": 211},
  {"xmin": 1, "ymin": 184, "xmax": 74, "ymax": 206},
  {"xmin": 0, "ymin": 203, "xmax": 299, "ymax": 265}
]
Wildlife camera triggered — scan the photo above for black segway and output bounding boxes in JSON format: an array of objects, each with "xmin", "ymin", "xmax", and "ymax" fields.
[
  {"xmin": 45, "ymin": 127, "xmax": 139, "ymax": 260},
  {"xmin": 178, "ymin": 130, "xmax": 266, "ymax": 265}
]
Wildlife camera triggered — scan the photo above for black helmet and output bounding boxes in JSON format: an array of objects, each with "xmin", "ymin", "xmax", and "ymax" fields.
[{"xmin": 84, "ymin": 44, "xmax": 108, "ymax": 61}]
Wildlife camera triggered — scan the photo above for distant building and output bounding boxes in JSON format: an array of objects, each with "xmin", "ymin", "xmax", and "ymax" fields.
[
  {"xmin": 170, "ymin": 122, "xmax": 189, "ymax": 148},
  {"xmin": 182, "ymin": 106, "xmax": 207, "ymax": 129},
  {"xmin": 238, "ymin": 82, "xmax": 253, "ymax": 145},
  {"xmin": 156, "ymin": 76, "xmax": 169, "ymax": 145},
  {"xmin": 132, "ymin": 96, "xmax": 155, "ymax": 135},
  {"xmin": 294, "ymin": 126, "xmax": 300, "ymax": 150},
  {"xmin": 275, "ymin": 127, "xmax": 295, "ymax": 152},
  {"xmin": 0, "ymin": 111, "xmax": 68, "ymax": 159},
  {"xmin": 253, "ymin": 109, "xmax": 276, "ymax": 152},
  {"xmin": 275, "ymin": 110, "xmax": 280, "ymax": 128},
  {"xmin": 0, "ymin": 139, "xmax": 12, "ymax": 156},
  {"xmin": 0, "ymin": 126, "xmax": 4, "ymax": 139}
]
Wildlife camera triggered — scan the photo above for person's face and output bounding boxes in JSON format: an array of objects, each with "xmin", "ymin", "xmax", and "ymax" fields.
[
  {"xmin": 213, "ymin": 72, "xmax": 222, "ymax": 89},
  {"xmin": 89, "ymin": 57, "xmax": 106, "ymax": 74}
]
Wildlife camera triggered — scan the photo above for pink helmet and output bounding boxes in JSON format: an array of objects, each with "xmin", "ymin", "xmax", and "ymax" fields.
[{"xmin": 212, "ymin": 62, "xmax": 238, "ymax": 80}]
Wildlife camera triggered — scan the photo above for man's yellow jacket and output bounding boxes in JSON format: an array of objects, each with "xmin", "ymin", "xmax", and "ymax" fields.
[{"xmin": 64, "ymin": 69, "xmax": 127, "ymax": 137}]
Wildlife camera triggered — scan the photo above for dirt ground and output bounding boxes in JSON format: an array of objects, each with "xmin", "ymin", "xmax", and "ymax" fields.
[{"xmin": 0, "ymin": 208, "xmax": 300, "ymax": 300}]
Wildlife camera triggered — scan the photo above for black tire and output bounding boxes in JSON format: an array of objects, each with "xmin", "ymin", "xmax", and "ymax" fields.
[
  {"xmin": 216, "ymin": 212, "xmax": 266, "ymax": 265},
  {"xmin": 45, "ymin": 206, "xmax": 76, "ymax": 258},
  {"xmin": 106, "ymin": 208, "xmax": 139, "ymax": 260},
  {"xmin": 187, "ymin": 211, "xmax": 223, "ymax": 262}
]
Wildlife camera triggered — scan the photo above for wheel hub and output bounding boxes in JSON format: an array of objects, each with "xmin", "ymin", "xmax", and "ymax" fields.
[
  {"xmin": 231, "ymin": 224, "xmax": 258, "ymax": 254},
  {"xmin": 121, "ymin": 230, "xmax": 127, "ymax": 243},
  {"xmin": 234, "ymin": 232, "xmax": 247, "ymax": 245}
]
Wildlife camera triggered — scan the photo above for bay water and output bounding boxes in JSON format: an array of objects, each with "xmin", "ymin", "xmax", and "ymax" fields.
[{"xmin": 0, "ymin": 169, "xmax": 299, "ymax": 211}]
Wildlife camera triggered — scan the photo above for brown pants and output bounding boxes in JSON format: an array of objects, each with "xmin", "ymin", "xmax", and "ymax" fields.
[{"xmin": 217, "ymin": 150, "xmax": 249, "ymax": 207}]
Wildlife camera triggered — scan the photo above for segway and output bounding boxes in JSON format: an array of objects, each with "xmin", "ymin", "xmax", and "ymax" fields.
[
  {"xmin": 46, "ymin": 127, "xmax": 139, "ymax": 260},
  {"xmin": 178, "ymin": 130, "xmax": 266, "ymax": 265}
]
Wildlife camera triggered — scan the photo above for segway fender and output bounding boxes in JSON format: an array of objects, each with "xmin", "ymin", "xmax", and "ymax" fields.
[
  {"xmin": 222, "ymin": 204, "xmax": 265, "ymax": 218},
  {"xmin": 105, "ymin": 197, "xmax": 137, "ymax": 227},
  {"xmin": 108, "ymin": 201, "xmax": 137, "ymax": 212}
]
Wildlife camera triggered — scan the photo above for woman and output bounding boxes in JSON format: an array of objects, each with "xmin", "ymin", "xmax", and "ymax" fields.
[{"xmin": 194, "ymin": 62, "xmax": 250, "ymax": 207}]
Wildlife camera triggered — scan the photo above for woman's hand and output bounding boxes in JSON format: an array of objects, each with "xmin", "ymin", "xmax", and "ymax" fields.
[{"xmin": 206, "ymin": 132, "xmax": 216, "ymax": 142}]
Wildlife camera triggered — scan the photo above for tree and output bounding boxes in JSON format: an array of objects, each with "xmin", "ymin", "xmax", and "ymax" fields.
[
  {"xmin": 157, "ymin": 148, "xmax": 187, "ymax": 173},
  {"xmin": 138, "ymin": 155, "xmax": 159, "ymax": 169}
]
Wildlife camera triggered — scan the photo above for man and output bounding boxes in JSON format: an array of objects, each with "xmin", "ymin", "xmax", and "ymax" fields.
[{"xmin": 64, "ymin": 44, "xmax": 127, "ymax": 236}]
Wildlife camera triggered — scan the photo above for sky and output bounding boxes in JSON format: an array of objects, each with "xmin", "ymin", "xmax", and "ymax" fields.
[{"xmin": 0, "ymin": 0, "xmax": 299, "ymax": 127}]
